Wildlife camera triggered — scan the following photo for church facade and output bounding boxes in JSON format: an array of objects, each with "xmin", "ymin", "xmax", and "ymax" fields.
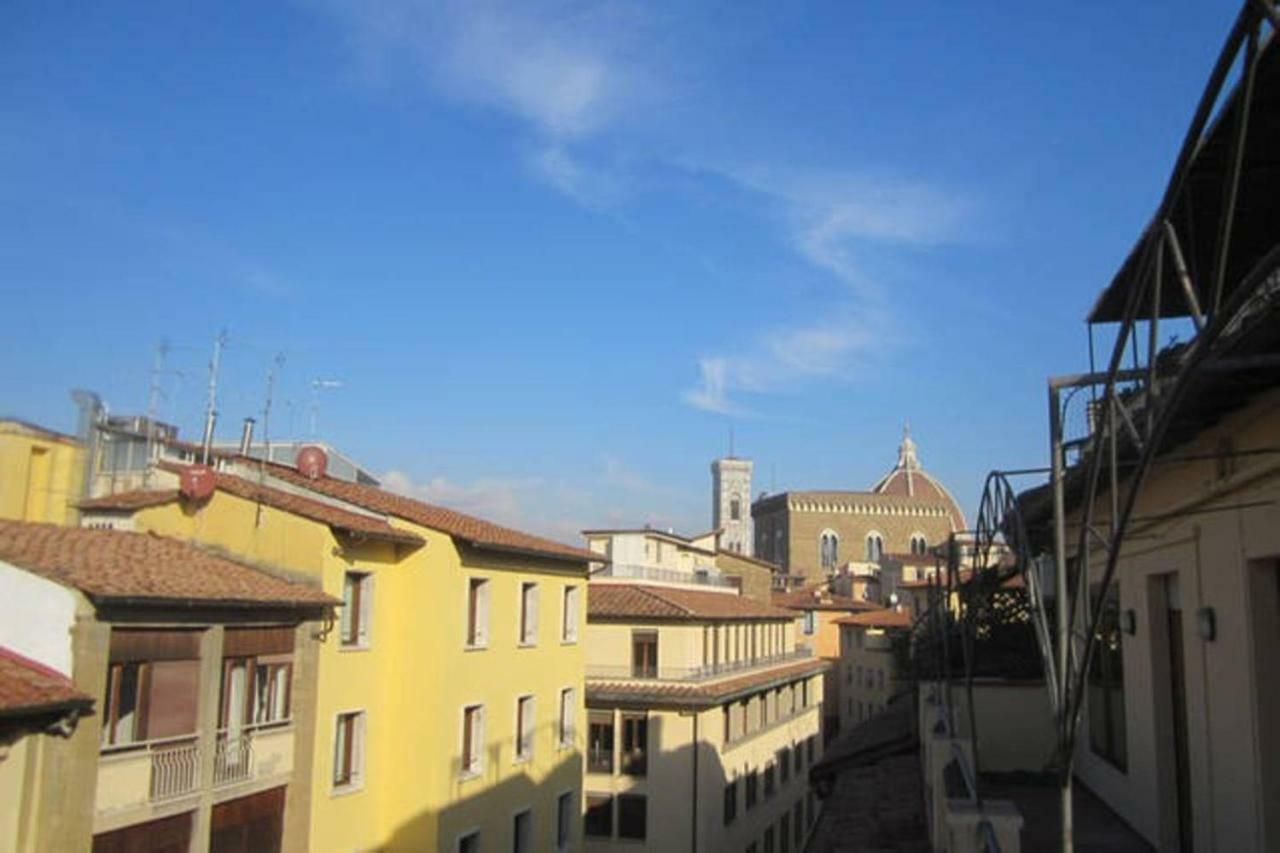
[{"xmin": 751, "ymin": 429, "xmax": 965, "ymax": 581}]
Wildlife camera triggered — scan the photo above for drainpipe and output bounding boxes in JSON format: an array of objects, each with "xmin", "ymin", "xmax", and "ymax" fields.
[
  {"xmin": 239, "ymin": 417, "xmax": 256, "ymax": 455},
  {"xmin": 690, "ymin": 712, "xmax": 699, "ymax": 853}
]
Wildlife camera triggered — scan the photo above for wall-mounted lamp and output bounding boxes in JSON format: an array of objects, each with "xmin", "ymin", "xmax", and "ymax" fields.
[
  {"xmin": 1122, "ymin": 609, "xmax": 1137, "ymax": 636},
  {"xmin": 1196, "ymin": 606, "xmax": 1216, "ymax": 642}
]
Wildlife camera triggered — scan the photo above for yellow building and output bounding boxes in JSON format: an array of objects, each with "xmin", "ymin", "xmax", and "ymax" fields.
[
  {"xmin": 583, "ymin": 578, "xmax": 826, "ymax": 853},
  {"xmin": 833, "ymin": 608, "xmax": 912, "ymax": 732},
  {"xmin": 0, "ymin": 419, "xmax": 85, "ymax": 526},
  {"xmin": 0, "ymin": 519, "xmax": 334, "ymax": 853},
  {"xmin": 82, "ymin": 451, "xmax": 595, "ymax": 852}
]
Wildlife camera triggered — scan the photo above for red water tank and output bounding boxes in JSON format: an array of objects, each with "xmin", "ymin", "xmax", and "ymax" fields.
[
  {"xmin": 296, "ymin": 445, "xmax": 328, "ymax": 480},
  {"xmin": 179, "ymin": 464, "xmax": 216, "ymax": 501}
]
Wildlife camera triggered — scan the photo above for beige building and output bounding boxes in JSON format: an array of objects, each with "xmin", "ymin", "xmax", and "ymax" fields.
[
  {"xmin": 833, "ymin": 609, "xmax": 911, "ymax": 733},
  {"xmin": 752, "ymin": 430, "xmax": 965, "ymax": 581},
  {"xmin": 0, "ymin": 520, "xmax": 334, "ymax": 853},
  {"xmin": 584, "ymin": 526, "xmax": 781, "ymax": 602},
  {"xmin": 0, "ymin": 418, "xmax": 86, "ymax": 526},
  {"xmin": 582, "ymin": 573, "xmax": 825, "ymax": 853}
]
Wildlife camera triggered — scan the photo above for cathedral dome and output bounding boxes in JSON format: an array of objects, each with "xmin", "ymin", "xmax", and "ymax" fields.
[{"xmin": 870, "ymin": 426, "xmax": 967, "ymax": 531}]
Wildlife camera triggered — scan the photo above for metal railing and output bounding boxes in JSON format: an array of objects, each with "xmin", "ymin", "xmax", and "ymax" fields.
[
  {"xmin": 594, "ymin": 562, "xmax": 736, "ymax": 589},
  {"xmin": 585, "ymin": 647, "xmax": 814, "ymax": 683},
  {"xmin": 214, "ymin": 730, "xmax": 254, "ymax": 786},
  {"xmin": 146, "ymin": 737, "xmax": 200, "ymax": 801}
]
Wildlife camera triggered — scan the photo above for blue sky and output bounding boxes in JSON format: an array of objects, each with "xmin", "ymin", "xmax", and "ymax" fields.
[{"xmin": 0, "ymin": 1, "xmax": 1241, "ymax": 542}]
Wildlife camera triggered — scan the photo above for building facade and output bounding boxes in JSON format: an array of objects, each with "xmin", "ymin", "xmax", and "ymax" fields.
[
  {"xmin": 834, "ymin": 609, "xmax": 911, "ymax": 732},
  {"xmin": 712, "ymin": 457, "xmax": 754, "ymax": 556},
  {"xmin": 583, "ymin": 576, "xmax": 825, "ymax": 853},
  {"xmin": 0, "ymin": 419, "xmax": 85, "ymax": 526},
  {"xmin": 751, "ymin": 431, "xmax": 964, "ymax": 581}
]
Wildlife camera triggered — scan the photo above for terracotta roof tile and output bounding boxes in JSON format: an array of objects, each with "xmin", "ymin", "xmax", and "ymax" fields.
[
  {"xmin": 0, "ymin": 646, "xmax": 91, "ymax": 718},
  {"xmin": 834, "ymin": 608, "xmax": 914, "ymax": 629},
  {"xmin": 771, "ymin": 589, "xmax": 881, "ymax": 612},
  {"xmin": 78, "ymin": 490, "xmax": 181, "ymax": 511},
  {"xmin": 586, "ymin": 657, "xmax": 829, "ymax": 706},
  {"xmin": 261, "ymin": 462, "xmax": 596, "ymax": 563},
  {"xmin": 589, "ymin": 583, "xmax": 796, "ymax": 621},
  {"xmin": 0, "ymin": 520, "xmax": 337, "ymax": 608}
]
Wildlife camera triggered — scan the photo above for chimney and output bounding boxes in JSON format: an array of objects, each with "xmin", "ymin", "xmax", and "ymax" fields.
[
  {"xmin": 239, "ymin": 417, "xmax": 256, "ymax": 455},
  {"xmin": 200, "ymin": 410, "xmax": 218, "ymax": 465}
]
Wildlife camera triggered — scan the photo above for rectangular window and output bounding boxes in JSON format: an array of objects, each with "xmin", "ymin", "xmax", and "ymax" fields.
[
  {"xmin": 631, "ymin": 631, "xmax": 658, "ymax": 678},
  {"xmin": 724, "ymin": 780, "xmax": 738, "ymax": 825},
  {"xmin": 559, "ymin": 688, "xmax": 576, "ymax": 747},
  {"xmin": 794, "ymin": 742, "xmax": 803, "ymax": 774},
  {"xmin": 458, "ymin": 831, "xmax": 480, "ymax": 853},
  {"xmin": 562, "ymin": 586, "xmax": 580, "ymax": 643},
  {"xmin": 102, "ymin": 659, "xmax": 202, "ymax": 746},
  {"xmin": 621, "ymin": 712, "xmax": 648, "ymax": 776},
  {"xmin": 516, "ymin": 695, "xmax": 535, "ymax": 761},
  {"xmin": 557, "ymin": 791, "xmax": 573, "ymax": 850},
  {"xmin": 333, "ymin": 710, "xmax": 365, "ymax": 789},
  {"xmin": 584, "ymin": 795, "xmax": 613, "ymax": 838},
  {"xmin": 513, "ymin": 810, "xmax": 531, "ymax": 853},
  {"xmin": 780, "ymin": 813, "xmax": 791, "ymax": 853},
  {"xmin": 779, "ymin": 747, "xmax": 790, "ymax": 783},
  {"xmin": 802, "ymin": 611, "xmax": 815, "ymax": 635},
  {"xmin": 764, "ymin": 826, "xmax": 775, "ymax": 853},
  {"xmin": 806, "ymin": 736, "xmax": 815, "ymax": 765},
  {"xmin": 764, "ymin": 763, "xmax": 776, "ymax": 797},
  {"xmin": 519, "ymin": 582, "xmax": 539, "ymax": 645},
  {"xmin": 618, "ymin": 794, "xmax": 647, "ymax": 840},
  {"xmin": 588, "ymin": 711, "xmax": 614, "ymax": 773},
  {"xmin": 340, "ymin": 571, "xmax": 372, "ymax": 647},
  {"xmin": 467, "ymin": 578, "xmax": 490, "ymax": 647},
  {"xmin": 462, "ymin": 704, "xmax": 485, "ymax": 776},
  {"xmin": 1088, "ymin": 583, "xmax": 1128, "ymax": 770},
  {"xmin": 746, "ymin": 770, "xmax": 759, "ymax": 809},
  {"xmin": 793, "ymin": 801, "xmax": 803, "ymax": 845}
]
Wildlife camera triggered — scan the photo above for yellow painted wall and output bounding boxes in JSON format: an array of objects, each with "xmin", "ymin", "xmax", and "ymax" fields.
[
  {"xmin": 0, "ymin": 423, "xmax": 84, "ymax": 526},
  {"xmin": 0, "ymin": 734, "xmax": 41, "ymax": 853},
  {"xmin": 125, "ymin": 484, "xmax": 588, "ymax": 852}
]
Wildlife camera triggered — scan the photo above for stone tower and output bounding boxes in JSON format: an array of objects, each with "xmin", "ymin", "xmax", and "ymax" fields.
[{"xmin": 711, "ymin": 456, "xmax": 754, "ymax": 555}]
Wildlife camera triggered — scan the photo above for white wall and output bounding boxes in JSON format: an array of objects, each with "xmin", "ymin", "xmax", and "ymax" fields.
[{"xmin": 0, "ymin": 561, "xmax": 77, "ymax": 675}]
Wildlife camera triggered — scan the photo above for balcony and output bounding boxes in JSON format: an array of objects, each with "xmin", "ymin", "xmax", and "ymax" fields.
[
  {"xmin": 585, "ymin": 647, "xmax": 814, "ymax": 683},
  {"xmin": 594, "ymin": 562, "xmax": 736, "ymax": 589},
  {"xmin": 97, "ymin": 725, "xmax": 294, "ymax": 818}
]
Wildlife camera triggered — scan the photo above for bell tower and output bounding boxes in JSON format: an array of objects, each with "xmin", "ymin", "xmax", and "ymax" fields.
[{"xmin": 711, "ymin": 455, "xmax": 754, "ymax": 556}]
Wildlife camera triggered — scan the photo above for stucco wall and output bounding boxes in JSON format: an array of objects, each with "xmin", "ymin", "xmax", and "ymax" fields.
[{"xmin": 0, "ymin": 562, "xmax": 77, "ymax": 675}]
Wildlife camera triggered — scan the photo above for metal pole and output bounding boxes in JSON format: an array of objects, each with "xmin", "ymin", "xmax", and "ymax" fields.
[
  {"xmin": 201, "ymin": 331, "xmax": 227, "ymax": 465},
  {"xmin": 1049, "ymin": 382, "xmax": 1073, "ymax": 853}
]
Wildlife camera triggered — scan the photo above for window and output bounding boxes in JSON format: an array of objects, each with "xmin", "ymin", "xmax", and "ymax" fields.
[
  {"xmin": 865, "ymin": 533, "xmax": 884, "ymax": 563},
  {"xmin": 100, "ymin": 661, "xmax": 145, "ymax": 746},
  {"xmin": 333, "ymin": 710, "xmax": 365, "ymax": 789},
  {"xmin": 222, "ymin": 657, "xmax": 291, "ymax": 733},
  {"xmin": 724, "ymin": 780, "xmax": 738, "ymax": 825},
  {"xmin": 559, "ymin": 688, "xmax": 576, "ymax": 747},
  {"xmin": 631, "ymin": 630, "xmax": 658, "ymax": 678},
  {"xmin": 910, "ymin": 533, "xmax": 928, "ymax": 556},
  {"xmin": 458, "ymin": 831, "xmax": 480, "ymax": 853},
  {"xmin": 746, "ymin": 770, "xmax": 759, "ymax": 809},
  {"xmin": 807, "ymin": 792, "xmax": 816, "ymax": 826},
  {"xmin": 584, "ymin": 795, "xmax": 613, "ymax": 838},
  {"xmin": 562, "ymin": 586, "xmax": 580, "ymax": 643},
  {"xmin": 1088, "ymin": 583, "xmax": 1127, "ymax": 770},
  {"xmin": 462, "ymin": 704, "xmax": 485, "ymax": 776},
  {"xmin": 556, "ymin": 791, "xmax": 573, "ymax": 850},
  {"xmin": 621, "ymin": 712, "xmax": 648, "ymax": 776},
  {"xmin": 764, "ymin": 826, "xmax": 775, "ymax": 853},
  {"xmin": 764, "ymin": 763, "xmax": 776, "ymax": 797},
  {"xmin": 806, "ymin": 736, "xmax": 815, "ymax": 765},
  {"xmin": 730, "ymin": 495, "xmax": 742, "ymax": 521},
  {"xmin": 341, "ymin": 571, "xmax": 372, "ymax": 647},
  {"xmin": 802, "ymin": 611, "xmax": 815, "ymax": 635},
  {"xmin": 519, "ymin": 582, "xmax": 539, "ymax": 645},
  {"xmin": 516, "ymin": 695, "xmax": 535, "ymax": 761},
  {"xmin": 794, "ymin": 743, "xmax": 803, "ymax": 774},
  {"xmin": 513, "ymin": 810, "xmax": 531, "ymax": 853},
  {"xmin": 588, "ymin": 711, "xmax": 614, "ymax": 773},
  {"xmin": 780, "ymin": 813, "xmax": 791, "ymax": 853},
  {"xmin": 819, "ymin": 531, "xmax": 839, "ymax": 571},
  {"xmin": 779, "ymin": 747, "xmax": 790, "ymax": 783},
  {"xmin": 618, "ymin": 794, "xmax": 647, "ymax": 840},
  {"xmin": 467, "ymin": 578, "xmax": 490, "ymax": 647},
  {"xmin": 793, "ymin": 801, "xmax": 803, "ymax": 845},
  {"xmin": 877, "ymin": 669, "xmax": 884, "ymax": 689}
]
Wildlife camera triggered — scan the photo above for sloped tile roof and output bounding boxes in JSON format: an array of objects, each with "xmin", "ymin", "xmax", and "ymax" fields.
[
  {"xmin": 588, "ymin": 583, "xmax": 796, "ymax": 621},
  {"xmin": 771, "ymin": 589, "xmax": 881, "ymax": 612},
  {"xmin": 586, "ymin": 657, "xmax": 829, "ymax": 707},
  {"xmin": 261, "ymin": 462, "xmax": 597, "ymax": 563},
  {"xmin": 78, "ymin": 489, "xmax": 181, "ymax": 511},
  {"xmin": 0, "ymin": 520, "xmax": 336, "ymax": 608},
  {"xmin": 834, "ymin": 608, "xmax": 914, "ymax": 629},
  {"xmin": 0, "ymin": 646, "xmax": 91, "ymax": 718}
]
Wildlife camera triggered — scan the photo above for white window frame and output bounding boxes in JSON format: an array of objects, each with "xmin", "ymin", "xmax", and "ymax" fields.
[
  {"xmin": 555, "ymin": 788, "xmax": 575, "ymax": 852},
  {"xmin": 339, "ymin": 571, "xmax": 373, "ymax": 650},
  {"xmin": 802, "ymin": 610, "xmax": 816, "ymax": 635},
  {"xmin": 558, "ymin": 687, "xmax": 576, "ymax": 749},
  {"xmin": 460, "ymin": 703, "xmax": 486, "ymax": 778},
  {"xmin": 515, "ymin": 694, "xmax": 535, "ymax": 763},
  {"xmin": 331, "ymin": 708, "xmax": 367, "ymax": 794},
  {"xmin": 519, "ymin": 582, "xmax": 539, "ymax": 647},
  {"xmin": 466, "ymin": 577, "xmax": 491, "ymax": 649},
  {"xmin": 562, "ymin": 586, "xmax": 580, "ymax": 644},
  {"xmin": 456, "ymin": 828, "xmax": 481, "ymax": 853}
]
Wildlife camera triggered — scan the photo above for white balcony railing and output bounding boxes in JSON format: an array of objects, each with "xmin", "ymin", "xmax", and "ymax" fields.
[
  {"xmin": 586, "ymin": 647, "xmax": 814, "ymax": 683},
  {"xmin": 149, "ymin": 738, "xmax": 200, "ymax": 801},
  {"xmin": 594, "ymin": 562, "xmax": 737, "ymax": 589}
]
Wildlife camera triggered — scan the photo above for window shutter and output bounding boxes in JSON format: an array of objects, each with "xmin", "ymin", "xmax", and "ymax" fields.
[
  {"xmin": 353, "ymin": 713, "xmax": 365, "ymax": 784},
  {"xmin": 528, "ymin": 585, "xmax": 539, "ymax": 642},
  {"xmin": 358, "ymin": 575, "xmax": 372, "ymax": 645}
]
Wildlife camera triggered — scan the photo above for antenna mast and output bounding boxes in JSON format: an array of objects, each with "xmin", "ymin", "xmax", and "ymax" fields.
[
  {"xmin": 144, "ymin": 340, "xmax": 170, "ymax": 484},
  {"xmin": 309, "ymin": 378, "xmax": 343, "ymax": 439},
  {"xmin": 262, "ymin": 353, "xmax": 285, "ymax": 460},
  {"xmin": 201, "ymin": 330, "xmax": 228, "ymax": 465}
]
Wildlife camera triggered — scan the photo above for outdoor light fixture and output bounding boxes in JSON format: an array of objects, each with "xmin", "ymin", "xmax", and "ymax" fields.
[
  {"xmin": 1196, "ymin": 606, "xmax": 1216, "ymax": 641},
  {"xmin": 1122, "ymin": 609, "xmax": 1137, "ymax": 636}
]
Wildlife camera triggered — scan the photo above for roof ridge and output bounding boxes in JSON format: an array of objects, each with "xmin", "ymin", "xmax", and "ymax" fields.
[
  {"xmin": 632, "ymin": 584, "xmax": 698, "ymax": 615},
  {"xmin": 0, "ymin": 645, "xmax": 72, "ymax": 685}
]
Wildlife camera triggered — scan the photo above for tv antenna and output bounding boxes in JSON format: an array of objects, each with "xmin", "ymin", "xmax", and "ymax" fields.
[
  {"xmin": 201, "ymin": 330, "xmax": 229, "ymax": 464},
  {"xmin": 309, "ymin": 378, "xmax": 343, "ymax": 438}
]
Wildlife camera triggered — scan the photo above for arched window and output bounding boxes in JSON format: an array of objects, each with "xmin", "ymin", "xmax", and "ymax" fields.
[
  {"xmin": 819, "ymin": 530, "xmax": 840, "ymax": 570},
  {"xmin": 730, "ymin": 494, "xmax": 741, "ymax": 522},
  {"xmin": 865, "ymin": 533, "xmax": 884, "ymax": 563},
  {"xmin": 909, "ymin": 533, "xmax": 928, "ymax": 556}
]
